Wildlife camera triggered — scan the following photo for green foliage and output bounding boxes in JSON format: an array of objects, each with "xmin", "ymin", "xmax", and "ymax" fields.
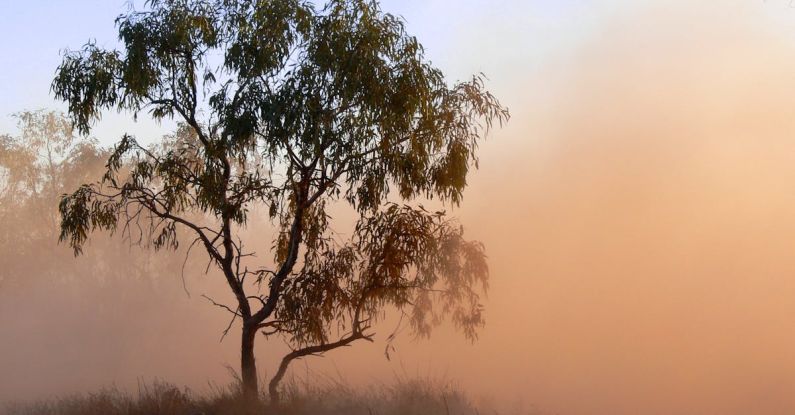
[{"xmin": 52, "ymin": 0, "xmax": 508, "ymax": 396}]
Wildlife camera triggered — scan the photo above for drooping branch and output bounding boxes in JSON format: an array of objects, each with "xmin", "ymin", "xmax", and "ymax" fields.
[{"xmin": 267, "ymin": 324, "xmax": 374, "ymax": 404}]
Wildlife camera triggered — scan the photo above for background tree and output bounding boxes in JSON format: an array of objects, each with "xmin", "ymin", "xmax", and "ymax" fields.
[
  {"xmin": 0, "ymin": 111, "xmax": 102, "ymax": 288},
  {"xmin": 0, "ymin": 111, "xmax": 223, "ymax": 400},
  {"xmin": 53, "ymin": 0, "xmax": 508, "ymax": 402},
  {"xmin": 0, "ymin": 110, "xmax": 169, "ymax": 290}
]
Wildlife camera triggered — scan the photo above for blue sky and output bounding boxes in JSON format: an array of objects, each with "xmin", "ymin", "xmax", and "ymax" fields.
[{"xmin": 0, "ymin": 0, "xmax": 593, "ymax": 145}]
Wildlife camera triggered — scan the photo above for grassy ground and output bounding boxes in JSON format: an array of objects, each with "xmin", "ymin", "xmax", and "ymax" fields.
[{"xmin": 2, "ymin": 377, "xmax": 486, "ymax": 415}]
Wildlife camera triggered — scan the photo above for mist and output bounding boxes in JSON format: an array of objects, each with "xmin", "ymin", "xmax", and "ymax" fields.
[
  {"xmin": 3, "ymin": 1, "xmax": 795, "ymax": 414},
  {"xmin": 453, "ymin": 1, "xmax": 795, "ymax": 413}
]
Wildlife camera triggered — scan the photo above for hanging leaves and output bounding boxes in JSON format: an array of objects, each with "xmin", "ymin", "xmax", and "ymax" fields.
[{"xmin": 53, "ymin": 0, "xmax": 507, "ymax": 394}]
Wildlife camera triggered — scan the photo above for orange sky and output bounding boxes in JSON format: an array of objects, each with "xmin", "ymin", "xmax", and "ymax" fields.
[{"xmin": 443, "ymin": 2, "xmax": 795, "ymax": 413}]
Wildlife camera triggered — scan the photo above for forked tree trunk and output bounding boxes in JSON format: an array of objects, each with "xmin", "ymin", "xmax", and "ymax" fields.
[
  {"xmin": 267, "ymin": 331, "xmax": 370, "ymax": 406},
  {"xmin": 240, "ymin": 324, "xmax": 259, "ymax": 402}
]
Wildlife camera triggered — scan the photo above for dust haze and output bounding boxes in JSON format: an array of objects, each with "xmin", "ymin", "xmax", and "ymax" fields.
[{"xmin": 4, "ymin": 1, "xmax": 795, "ymax": 414}]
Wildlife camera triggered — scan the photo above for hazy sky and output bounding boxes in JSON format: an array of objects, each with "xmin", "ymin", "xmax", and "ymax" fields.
[{"xmin": 5, "ymin": 1, "xmax": 795, "ymax": 414}]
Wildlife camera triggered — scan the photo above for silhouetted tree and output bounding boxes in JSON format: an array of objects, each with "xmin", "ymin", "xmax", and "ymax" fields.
[{"xmin": 53, "ymin": 0, "xmax": 508, "ymax": 403}]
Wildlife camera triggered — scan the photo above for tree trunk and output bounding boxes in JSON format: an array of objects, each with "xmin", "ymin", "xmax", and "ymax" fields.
[
  {"xmin": 240, "ymin": 324, "xmax": 259, "ymax": 402},
  {"xmin": 268, "ymin": 332, "xmax": 370, "ymax": 406},
  {"xmin": 268, "ymin": 357, "xmax": 289, "ymax": 406}
]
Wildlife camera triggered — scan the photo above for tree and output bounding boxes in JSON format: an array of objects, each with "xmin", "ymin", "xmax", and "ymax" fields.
[
  {"xmin": 0, "ymin": 111, "xmax": 116, "ymax": 289},
  {"xmin": 53, "ymin": 0, "xmax": 508, "ymax": 403},
  {"xmin": 0, "ymin": 112, "xmax": 198, "ymax": 395}
]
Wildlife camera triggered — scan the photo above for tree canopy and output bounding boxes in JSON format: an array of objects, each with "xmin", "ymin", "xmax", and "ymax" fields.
[{"xmin": 53, "ymin": 0, "xmax": 508, "ymax": 403}]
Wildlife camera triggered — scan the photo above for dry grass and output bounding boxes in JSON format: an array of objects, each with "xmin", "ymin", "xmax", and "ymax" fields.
[
  {"xmin": 277, "ymin": 375, "xmax": 479, "ymax": 415},
  {"xmin": 2, "ymin": 381, "xmax": 260, "ymax": 415},
  {"xmin": 2, "ymin": 376, "xmax": 484, "ymax": 415}
]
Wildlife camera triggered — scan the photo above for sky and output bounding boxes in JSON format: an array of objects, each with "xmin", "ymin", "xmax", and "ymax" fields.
[
  {"xmin": 0, "ymin": 0, "xmax": 595, "ymax": 142},
  {"xmin": 5, "ymin": 1, "xmax": 795, "ymax": 414}
]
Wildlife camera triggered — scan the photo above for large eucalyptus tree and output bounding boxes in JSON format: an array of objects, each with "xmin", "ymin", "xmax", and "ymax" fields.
[{"xmin": 53, "ymin": 0, "xmax": 508, "ymax": 403}]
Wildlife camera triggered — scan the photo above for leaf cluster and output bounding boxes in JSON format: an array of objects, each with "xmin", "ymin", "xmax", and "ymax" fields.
[{"xmin": 277, "ymin": 204, "xmax": 488, "ymax": 347}]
